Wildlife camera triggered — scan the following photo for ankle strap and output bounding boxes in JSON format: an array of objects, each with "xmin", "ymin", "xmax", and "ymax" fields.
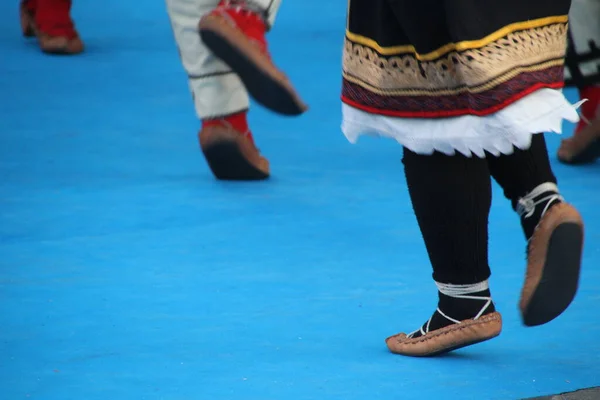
[{"xmin": 516, "ymin": 182, "xmax": 563, "ymax": 219}]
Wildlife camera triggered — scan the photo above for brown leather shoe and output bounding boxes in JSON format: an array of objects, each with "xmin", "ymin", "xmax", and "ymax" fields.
[
  {"xmin": 199, "ymin": 125, "xmax": 270, "ymax": 181},
  {"xmin": 520, "ymin": 203, "xmax": 584, "ymax": 327},
  {"xmin": 199, "ymin": 1, "xmax": 307, "ymax": 116},
  {"xmin": 385, "ymin": 312, "xmax": 502, "ymax": 357},
  {"xmin": 557, "ymin": 117, "xmax": 600, "ymax": 165}
]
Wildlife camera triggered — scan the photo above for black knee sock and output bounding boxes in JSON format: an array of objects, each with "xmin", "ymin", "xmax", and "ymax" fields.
[
  {"xmin": 402, "ymin": 149, "xmax": 495, "ymax": 337},
  {"xmin": 403, "ymin": 148, "xmax": 492, "ymax": 285},
  {"xmin": 487, "ymin": 134, "xmax": 561, "ymax": 240}
]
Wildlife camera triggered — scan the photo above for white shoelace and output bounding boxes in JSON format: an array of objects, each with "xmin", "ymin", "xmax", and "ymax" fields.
[
  {"xmin": 516, "ymin": 182, "xmax": 563, "ymax": 220},
  {"xmin": 407, "ymin": 280, "xmax": 492, "ymax": 338}
]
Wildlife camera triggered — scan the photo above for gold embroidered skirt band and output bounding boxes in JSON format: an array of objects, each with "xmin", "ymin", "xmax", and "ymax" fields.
[
  {"xmin": 342, "ymin": 0, "xmax": 573, "ymax": 118},
  {"xmin": 565, "ymin": 0, "xmax": 600, "ymax": 88}
]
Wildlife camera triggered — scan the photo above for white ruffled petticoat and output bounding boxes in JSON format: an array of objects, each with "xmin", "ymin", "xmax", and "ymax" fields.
[{"xmin": 341, "ymin": 88, "xmax": 584, "ymax": 158}]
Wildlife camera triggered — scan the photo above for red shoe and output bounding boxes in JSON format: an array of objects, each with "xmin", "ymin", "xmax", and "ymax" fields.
[
  {"xmin": 33, "ymin": 0, "xmax": 84, "ymax": 55},
  {"xmin": 199, "ymin": 0, "xmax": 307, "ymax": 116},
  {"xmin": 557, "ymin": 85, "xmax": 600, "ymax": 164}
]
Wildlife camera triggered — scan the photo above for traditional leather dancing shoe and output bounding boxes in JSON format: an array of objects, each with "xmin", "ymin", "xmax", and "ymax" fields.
[
  {"xmin": 557, "ymin": 118, "xmax": 600, "ymax": 164},
  {"xmin": 519, "ymin": 202, "xmax": 584, "ymax": 327},
  {"xmin": 199, "ymin": 0, "xmax": 307, "ymax": 116},
  {"xmin": 385, "ymin": 282, "xmax": 502, "ymax": 357},
  {"xmin": 198, "ymin": 123, "xmax": 270, "ymax": 181},
  {"xmin": 385, "ymin": 312, "xmax": 502, "ymax": 357}
]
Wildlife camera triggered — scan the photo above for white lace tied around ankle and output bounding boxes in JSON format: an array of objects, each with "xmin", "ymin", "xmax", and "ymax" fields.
[
  {"xmin": 515, "ymin": 182, "xmax": 563, "ymax": 219},
  {"xmin": 407, "ymin": 280, "xmax": 492, "ymax": 338}
]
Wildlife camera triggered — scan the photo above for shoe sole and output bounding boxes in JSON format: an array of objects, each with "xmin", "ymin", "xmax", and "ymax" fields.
[
  {"xmin": 522, "ymin": 222, "xmax": 583, "ymax": 327},
  {"xmin": 40, "ymin": 48, "xmax": 84, "ymax": 55},
  {"xmin": 414, "ymin": 331, "xmax": 501, "ymax": 358},
  {"xmin": 199, "ymin": 16, "xmax": 307, "ymax": 116},
  {"xmin": 202, "ymin": 140, "xmax": 269, "ymax": 181}
]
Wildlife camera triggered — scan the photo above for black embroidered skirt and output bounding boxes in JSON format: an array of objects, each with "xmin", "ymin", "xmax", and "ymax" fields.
[{"xmin": 340, "ymin": 0, "xmax": 581, "ymax": 157}]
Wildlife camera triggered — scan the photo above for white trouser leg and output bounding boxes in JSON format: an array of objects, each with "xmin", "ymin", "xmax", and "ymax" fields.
[
  {"xmin": 166, "ymin": 0, "xmax": 248, "ymax": 119},
  {"xmin": 569, "ymin": 0, "xmax": 600, "ymax": 82}
]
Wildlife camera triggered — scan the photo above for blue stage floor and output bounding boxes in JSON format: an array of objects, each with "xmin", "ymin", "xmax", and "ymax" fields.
[{"xmin": 1, "ymin": 2, "xmax": 599, "ymax": 399}]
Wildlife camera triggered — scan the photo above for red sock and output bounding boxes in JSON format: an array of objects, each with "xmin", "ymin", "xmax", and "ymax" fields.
[
  {"xmin": 35, "ymin": 0, "xmax": 77, "ymax": 38},
  {"xmin": 202, "ymin": 111, "xmax": 254, "ymax": 144}
]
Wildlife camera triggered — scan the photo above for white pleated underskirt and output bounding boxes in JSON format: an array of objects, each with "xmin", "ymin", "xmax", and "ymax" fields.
[{"xmin": 341, "ymin": 88, "xmax": 583, "ymax": 158}]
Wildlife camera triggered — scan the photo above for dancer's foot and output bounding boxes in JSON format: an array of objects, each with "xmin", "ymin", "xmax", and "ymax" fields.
[{"xmin": 386, "ymin": 281, "xmax": 502, "ymax": 357}]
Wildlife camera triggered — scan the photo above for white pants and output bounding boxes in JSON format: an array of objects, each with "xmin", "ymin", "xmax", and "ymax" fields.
[
  {"xmin": 569, "ymin": 0, "xmax": 600, "ymax": 81},
  {"xmin": 165, "ymin": 0, "xmax": 282, "ymax": 119}
]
